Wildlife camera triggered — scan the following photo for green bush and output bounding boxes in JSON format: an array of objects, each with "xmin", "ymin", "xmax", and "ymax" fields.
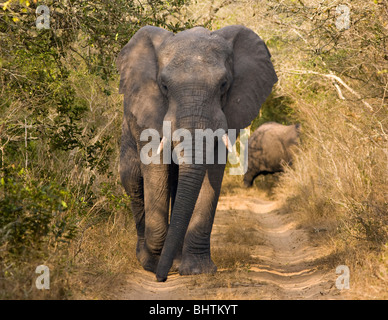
[
  {"xmin": 251, "ymin": 91, "xmax": 296, "ymax": 132},
  {"xmin": 0, "ymin": 167, "xmax": 77, "ymax": 258}
]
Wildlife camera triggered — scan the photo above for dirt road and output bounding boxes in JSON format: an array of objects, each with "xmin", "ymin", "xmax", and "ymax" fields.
[{"xmin": 117, "ymin": 194, "xmax": 343, "ymax": 300}]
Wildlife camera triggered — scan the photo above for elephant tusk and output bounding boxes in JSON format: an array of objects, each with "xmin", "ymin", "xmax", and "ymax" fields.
[
  {"xmin": 157, "ymin": 136, "xmax": 168, "ymax": 155},
  {"xmin": 222, "ymin": 134, "xmax": 233, "ymax": 153}
]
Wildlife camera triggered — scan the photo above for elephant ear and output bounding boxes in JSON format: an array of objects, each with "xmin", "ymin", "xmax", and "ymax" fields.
[
  {"xmin": 117, "ymin": 26, "xmax": 174, "ymax": 133},
  {"xmin": 212, "ymin": 25, "xmax": 278, "ymax": 131}
]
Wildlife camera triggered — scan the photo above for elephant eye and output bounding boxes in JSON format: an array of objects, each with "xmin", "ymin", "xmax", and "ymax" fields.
[
  {"xmin": 220, "ymin": 80, "xmax": 228, "ymax": 93},
  {"xmin": 160, "ymin": 82, "xmax": 168, "ymax": 94}
]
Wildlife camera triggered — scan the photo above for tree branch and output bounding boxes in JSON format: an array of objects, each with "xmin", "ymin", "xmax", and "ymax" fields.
[{"xmin": 282, "ymin": 69, "xmax": 374, "ymax": 111}]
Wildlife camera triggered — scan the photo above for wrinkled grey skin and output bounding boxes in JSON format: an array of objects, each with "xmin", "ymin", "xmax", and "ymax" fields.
[
  {"xmin": 117, "ymin": 25, "xmax": 277, "ymax": 282},
  {"xmin": 243, "ymin": 122, "xmax": 300, "ymax": 187}
]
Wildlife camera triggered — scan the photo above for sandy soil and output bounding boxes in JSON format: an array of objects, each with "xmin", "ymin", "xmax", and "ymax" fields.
[{"xmin": 116, "ymin": 194, "xmax": 344, "ymax": 300}]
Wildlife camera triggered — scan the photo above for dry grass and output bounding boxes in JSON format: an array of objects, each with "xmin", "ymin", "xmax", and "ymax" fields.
[
  {"xmin": 221, "ymin": 173, "xmax": 274, "ymax": 198},
  {"xmin": 276, "ymin": 91, "xmax": 388, "ymax": 237},
  {"xmin": 212, "ymin": 246, "xmax": 253, "ymax": 270},
  {"xmin": 0, "ymin": 254, "xmax": 72, "ymax": 300},
  {"xmin": 68, "ymin": 211, "xmax": 138, "ymax": 299},
  {"xmin": 0, "ymin": 210, "xmax": 138, "ymax": 300},
  {"xmin": 223, "ymin": 223, "xmax": 261, "ymax": 246},
  {"xmin": 211, "ymin": 210, "xmax": 260, "ymax": 270},
  {"xmin": 272, "ymin": 88, "xmax": 388, "ymax": 298}
]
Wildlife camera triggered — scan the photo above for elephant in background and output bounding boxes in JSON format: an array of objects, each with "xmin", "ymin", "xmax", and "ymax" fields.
[
  {"xmin": 117, "ymin": 25, "xmax": 277, "ymax": 282},
  {"xmin": 243, "ymin": 122, "xmax": 301, "ymax": 187}
]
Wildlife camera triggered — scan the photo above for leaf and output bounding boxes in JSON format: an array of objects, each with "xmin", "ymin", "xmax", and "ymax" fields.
[
  {"xmin": 2, "ymin": 1, "xmax": 11, "ymax": 11},
  {"xmin": 61, "ymin": 200, "xmax": 68, "ymax": 209}
]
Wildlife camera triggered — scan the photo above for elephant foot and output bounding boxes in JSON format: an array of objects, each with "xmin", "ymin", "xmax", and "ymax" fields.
[
  {"xmin": 179, "ymin": 254, "xmax": 217, "ymax": 276},
  {"xmin": 136, "ymin": 246, "xmax": 160, "ymax": 274},
  {"xmin": 170, "ymin": 256, "xmax": 182, "ymax": 272},
  {"xmin": 169, "ymin": 247, "xmax": 183, "ymax": 272},
  {"xmin": 243, "ymin": 179, "xmax": 253, "ymax": 188}
]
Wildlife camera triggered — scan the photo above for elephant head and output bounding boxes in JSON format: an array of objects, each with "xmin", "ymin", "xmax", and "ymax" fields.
[{"xmin": 117, "ymin": 25, "xmax": 277, "ymax": 281}]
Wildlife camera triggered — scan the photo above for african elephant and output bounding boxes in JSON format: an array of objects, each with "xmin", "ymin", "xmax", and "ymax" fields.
[
  {"xmin": 243, "ymin": 122, "xmax": 300, "ymax": 187},
  {"xmin": 117, "ymin": 25, "xmax": 277, "ymax": 282}
]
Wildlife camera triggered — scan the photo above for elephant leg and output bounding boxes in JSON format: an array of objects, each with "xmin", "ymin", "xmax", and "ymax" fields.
[
  {"xmin": 243, "ymin": 167, "xmax": 257, "ymax": 187},
  {"xmin": 244, "ymin": 150, "xmax": 263, "ymax": 187},
  {"xmin": 169, "ymin": 163, "xmax": 182, "ymax": 271},
  {"xmin": 179, "ymin": 162, "xmax": 226, "ymax": 275},
  {"xmin": 120, "ymin": 141, "xmax": 146, "ymax": 265},
  {"xmin": 141, "ymin": 163, "xmax": 170, "ymax": 273}
]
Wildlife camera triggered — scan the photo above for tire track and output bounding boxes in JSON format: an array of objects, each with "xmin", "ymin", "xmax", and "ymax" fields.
[{"xmin": 118, "ymin": 195, "xmax": 342, "ymax": 300}]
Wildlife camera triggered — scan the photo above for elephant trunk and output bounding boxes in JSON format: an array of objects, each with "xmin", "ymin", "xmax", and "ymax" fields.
[
  {"xmin": 156, "ymin": 160, "xmax": 207, "ymax": 282},
  {"xmin": 155, "ymin": 106, "xmax": 210, "ymax": 282}
]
